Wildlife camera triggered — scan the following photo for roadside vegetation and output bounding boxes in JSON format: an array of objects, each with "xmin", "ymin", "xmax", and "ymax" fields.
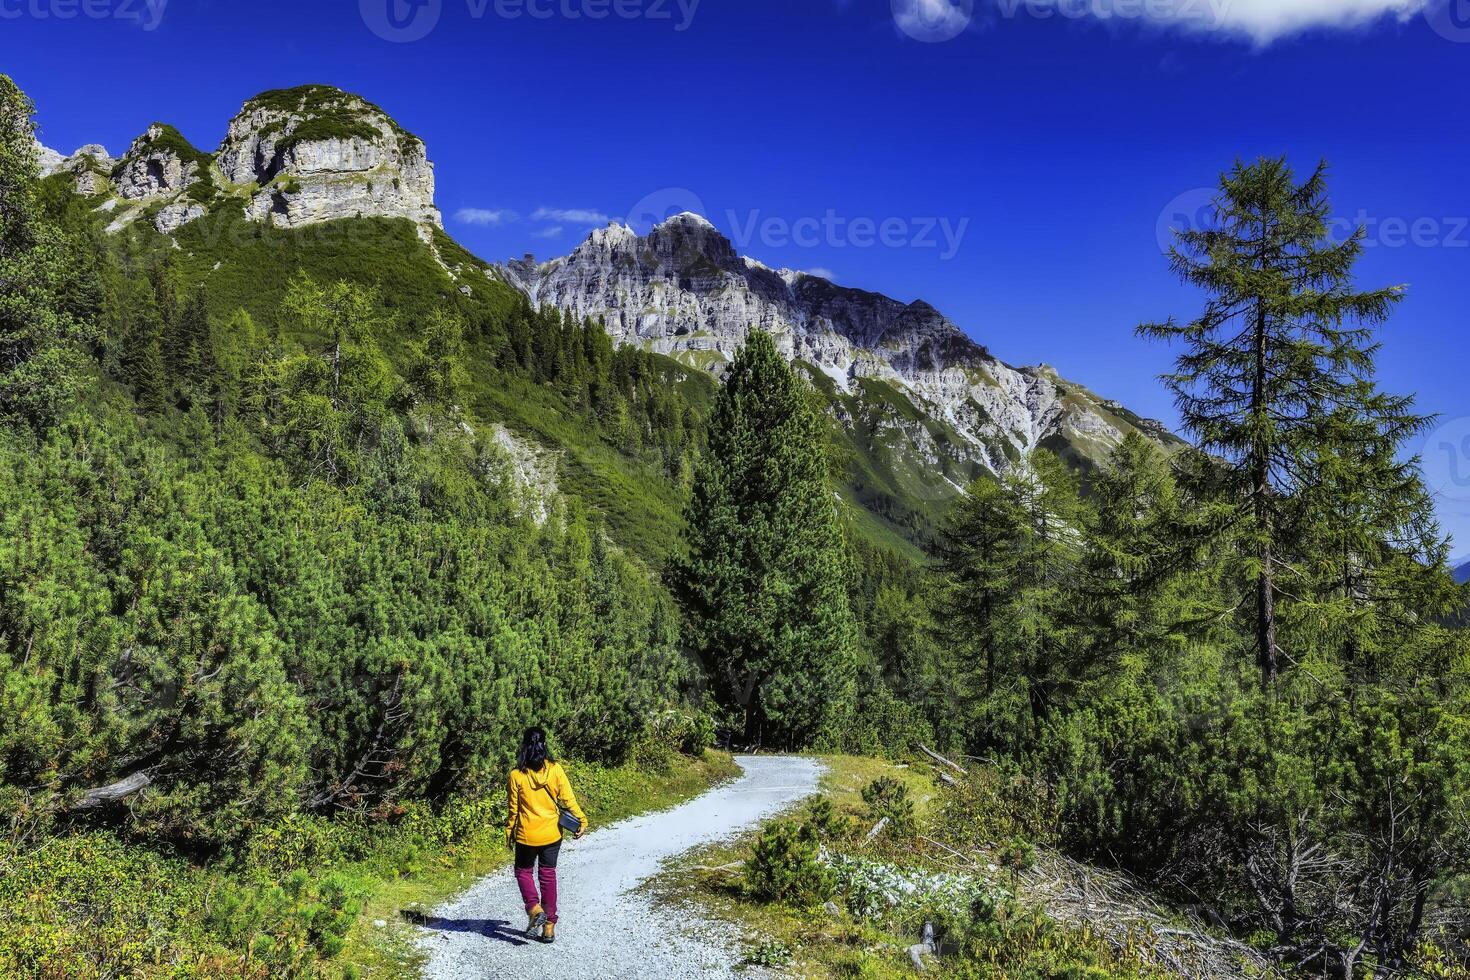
[
  {"xmin": 0, "ymin": 745, "xmax": 736, "ymax": 979},
  {"xmin": 659, "ymin": 755, "xmax": 1180, "ymax": 979}
]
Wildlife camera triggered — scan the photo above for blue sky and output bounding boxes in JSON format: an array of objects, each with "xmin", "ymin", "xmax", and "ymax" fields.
[{"xmin": 7, "ymin": 0, "xmax": 1470, "ymax": 547}]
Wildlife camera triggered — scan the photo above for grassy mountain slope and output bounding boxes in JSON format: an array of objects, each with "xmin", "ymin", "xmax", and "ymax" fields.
[
  {"xmin": 46, "ymin": 178, "xmax": 702, "ymax": 561},
  {"xmin": 46, "ymin": 169, "xmax": 958, "ymax": 560}
]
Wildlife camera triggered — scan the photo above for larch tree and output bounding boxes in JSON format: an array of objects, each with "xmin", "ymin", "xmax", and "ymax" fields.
[
  {"xmin": 936, "ymin": 450, "xmax": 1084, "ymax": 751},
  {"xmin": 1140, "ymin": 157, "xmax": 1421, "ymax": 686}
]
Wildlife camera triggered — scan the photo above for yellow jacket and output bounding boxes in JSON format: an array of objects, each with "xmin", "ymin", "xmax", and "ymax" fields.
[{"xmin": 507, "ymin": 761, "xmax": 588, "ymax": 847}]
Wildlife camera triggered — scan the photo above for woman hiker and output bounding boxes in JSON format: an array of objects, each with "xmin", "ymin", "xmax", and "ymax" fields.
[{"xmin": 507, "ymin": 726, "xmax": 588, "ymax": 943}]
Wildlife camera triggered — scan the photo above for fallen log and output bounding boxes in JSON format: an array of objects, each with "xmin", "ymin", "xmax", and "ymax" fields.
[
  {"xmin": 72, "ymin": 771, "xmax": 152, "ymax": 810},
  {"xmin": 917, "ymin": 744, "xmax": 967, "ymax": 776}
]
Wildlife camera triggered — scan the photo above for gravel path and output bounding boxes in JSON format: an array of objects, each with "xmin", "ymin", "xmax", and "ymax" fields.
[{"xmin": 418, "ymin": 755, "xmax": 824, "ymax": 979}]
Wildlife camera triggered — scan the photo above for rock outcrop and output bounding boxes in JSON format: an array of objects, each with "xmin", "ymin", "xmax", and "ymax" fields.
[
  {"xmin": 38, "ymin": 143, "xmax": 115, "ymax": 195},
  {"xmin": 216, "ymin": 85, "xmax": 440, "ymax": 230},
  {"xmin": 499, "ymin": 214, "xmax": 1177, "ymax": 494},
  {"xmin": 114, "ymin": 124, "xmax": 205, "ymax": 200},
  {"xmin": 154, "ymin": 201, "xmax": 207, "ymax": 234},
  {"xmin": 34, "ymin": 139, "xmax": 64, "ymax": 176},
  {"xmin": 48, "ymin": 86, "xmax": 441, "ymax": 239}
]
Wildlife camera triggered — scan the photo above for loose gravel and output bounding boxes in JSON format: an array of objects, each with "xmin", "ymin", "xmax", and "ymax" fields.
[{"xmin": 418, "ymin": 755, "xmax": 824, "ymax": 980}]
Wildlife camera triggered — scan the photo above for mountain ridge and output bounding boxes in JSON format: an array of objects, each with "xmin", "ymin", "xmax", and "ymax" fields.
[{"xmin": 494, "ymin": 211, "xmax": 1180, "ymax": 526}]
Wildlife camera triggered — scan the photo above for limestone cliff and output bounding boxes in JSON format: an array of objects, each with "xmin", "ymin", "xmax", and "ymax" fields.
[
  {"xmin": 217, "ymin": 85, "xmax": 439, "ymax": 230},
  {"xmin": 60, "ymin": 85, "xmax": 440, "ymax": 238},
  {"xmin": 498, "ymin": 214, "xmax": 1178, "ymax": 503}
]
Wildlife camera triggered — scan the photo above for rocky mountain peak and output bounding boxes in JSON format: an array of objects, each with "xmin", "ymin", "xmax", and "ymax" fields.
[
  {"xmin": 36, "ymin": 140, "xmax": 114, "ymax": 195},
  {"xmin": 218, "ymin": 84, "xmax": 440, "ymax": 230},
  {"xmin": 115, "ymin": 123, "xmax": 207, "ymax": 201},
  {"xmin": 646, "ymin": 211, "xmax": 743, "ymax": 272},
  {"xmin": 48, "ymin": 84, "xmax": 440, "ymax": 238},
  {"xmin": 496, "ymin": 220, "xmax": 1177, "ymax": 494},
  {"xmin": 34, "ymin": 139, "xmax": 65, "ymax": 176}
]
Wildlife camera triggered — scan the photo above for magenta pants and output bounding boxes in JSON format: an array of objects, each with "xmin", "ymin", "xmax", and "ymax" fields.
[{"xmin": 513, "ymin": 840, "xmax": 562, "ymax": 922}]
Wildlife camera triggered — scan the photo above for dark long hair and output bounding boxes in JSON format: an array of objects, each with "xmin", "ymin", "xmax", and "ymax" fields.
[{"xmin": 517, "ymin": 726, "xmax": 554, "ymax": 772}]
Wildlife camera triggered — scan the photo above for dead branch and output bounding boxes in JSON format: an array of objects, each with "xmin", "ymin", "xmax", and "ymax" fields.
[
  {"xmin": 72, "ymin": 771, "xmax": 152, "ymax": 810},
  {"xmin": 917, "ymin": 744, "xmax": 967, "ymax": 776}
]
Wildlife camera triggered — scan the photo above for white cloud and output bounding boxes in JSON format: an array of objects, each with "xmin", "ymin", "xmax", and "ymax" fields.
[
  {"xmin": 532, "ymin": 207, "xmax": 611, "ymax": 225},
  {"xmin": 1002, "ymin": 0, "xmax": 1430, "ymax": 44},
  {"xmin": 894, "ymin": 0, "xmax": 974, "ymax": 41},
  {"xmin": 803, "ymin": 268, "xmax": 838, "ymax": 281},
  {"xmin": 454, "ymin": 207, "xmax": 515, "ymax": 226},
  {"xmin": 532, "ymin": 226, "xmax": 565, "ymax": 239}
]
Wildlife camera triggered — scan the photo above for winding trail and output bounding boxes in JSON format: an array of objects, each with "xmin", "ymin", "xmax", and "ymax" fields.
[{"xmin": 418, "ymin": 755, "xmax": 824, "ymax": 979}]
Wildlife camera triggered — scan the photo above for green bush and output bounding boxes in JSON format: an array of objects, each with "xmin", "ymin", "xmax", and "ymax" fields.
[
  {"xmin": 632, "ymin": 737, "xmax": 676, "ymax": 774},
  {"xmin": 677, "ymin": 709, "xmax": 717, "ymax": 754},
  {"xmin": 936, "ymin": 762, "xmax": 1060, "ymax": 849},
  {"xmin": 744, "ymin": 819, "xmax": 835, "ymax": 907},
  {"xmin": 0, "ymin": 833, "xmax": 362, "ymax": 979},
  {"xmin": 997, "ymin": 835, "xmax": 1036, "ymax": 887},
  {"xmin": 860, "ymin": 776, "xmax": 916, "ymax": 837},
  {"xmin": 933, "ymin": 890, "xmax": 1159, "ymax": 980},
  {"xmin": 633, "ymin": 707, "xmax": 717, "ymax": 772},
  {"xmin": 806, "ymin": 796, "xmax": 854, "ymax": 841}
]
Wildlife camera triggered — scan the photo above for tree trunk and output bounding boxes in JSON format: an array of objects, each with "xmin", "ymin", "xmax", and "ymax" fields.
[
  {"xmin": 742, "ymin": 702, "xmax": 762, "ymax": 750},
  {"xmin": 1252, "ymin": 293, "xmax": 1278, "ymax": 686},
  {"xmin": 1257, "ymin": 545, "xmax": 1277, "ymax": 685},
  {"xmin": 330, "ymin": 335, "xmax": 342, "ymax": 411}
]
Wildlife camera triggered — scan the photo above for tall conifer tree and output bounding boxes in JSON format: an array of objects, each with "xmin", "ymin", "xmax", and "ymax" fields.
[
  {"xmin": 0, "ymin": 75, "xmax": 89, "ymax": 430},
  {"xmin": 1141, "ymin": 157, "xmax": 1420, "ymax": 685},
  {"xmin": 937, "ymin": 451, "xmax": 1084, "ymax": 750},
  {"xmin": 672, "ymin": 330, "xmax": 856, "ymax": 748}
]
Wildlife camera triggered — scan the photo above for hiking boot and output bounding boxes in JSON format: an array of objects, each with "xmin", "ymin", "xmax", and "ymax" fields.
[
  {"xmin": 526, "ymin": 906, "xmax": 547, "ymax": 938},
  {"xmin": 541, "ymin": 921, "xmax": 556, "ymax": 944}
]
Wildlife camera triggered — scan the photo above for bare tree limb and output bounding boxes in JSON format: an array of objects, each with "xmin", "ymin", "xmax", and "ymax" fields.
[
  {"xmin": 917, "ymin": 744, "xmax": 967, "ymax": 776},
  {"xmin": 72, "ymin": 771, "xmax": 152, "ymax": 810}
]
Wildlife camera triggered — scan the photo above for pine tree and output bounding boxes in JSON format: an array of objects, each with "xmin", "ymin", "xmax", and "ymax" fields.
[
  {"xmin": 119, "ymin": 307, "xmax": 166, "ymax": 411},
  {"xmin": 1076, "ymin": 433, "xmax": 1208, "ymax": 682},
  {"xmin": 0, "ymin": 75, "xmax": 90, "ymax": 430},
  {"xmin": 935, "ymin": 474, "xmax": 1021, "ymax": 702},
  {"xmin": 1292, "ymin": 400, "xmax": 1455, "ymax": 679},
  {"xmin": 151, "ymin": 260, "xmax": 183, "ymax": 383},
  {"xmin": 937, "ymin": 451, "xmax": 1085, "ymax": 751},
  {"xmin": 672, "ymin": 330, "xmax": 857, "ymax": 748},
  {"xmin": 175, "ymin": 286, "xmax": 211, "ymax": 388},
  {"xmin": 258, "ymin": 274, "xmax": 396, "ymax": 484},
  {"xmin": 1140, "ymin": 157, "xmax": 1418, "ymax": 685}
]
